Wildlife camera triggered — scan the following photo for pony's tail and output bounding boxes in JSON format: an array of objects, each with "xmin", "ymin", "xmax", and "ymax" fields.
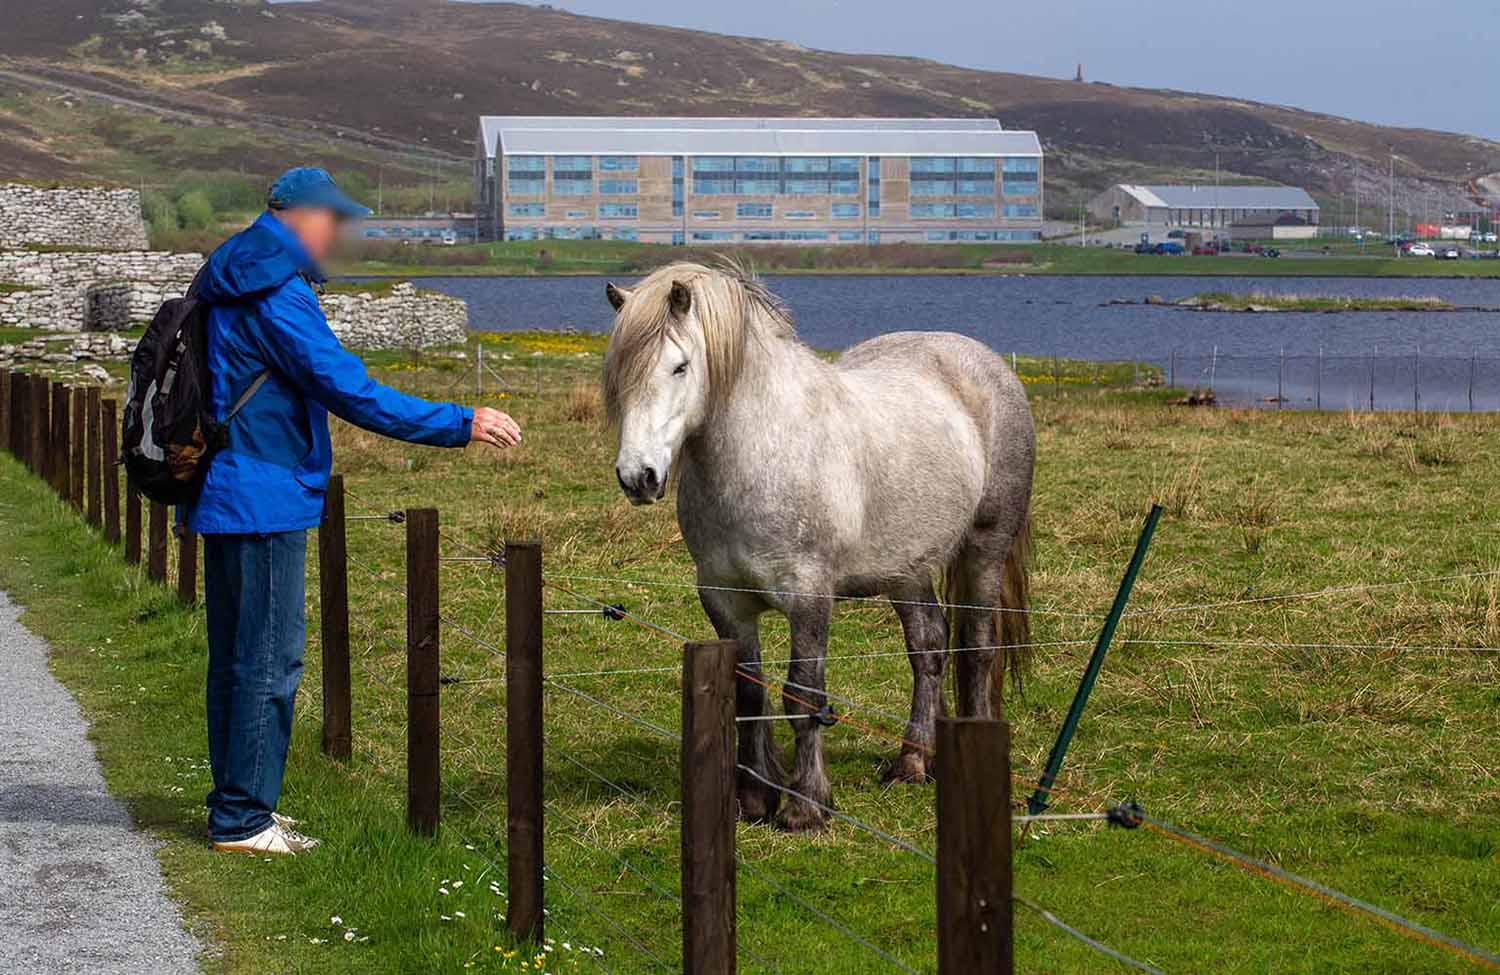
[{"xmin": 990, "ymin": 515, "xmax": 1032, "ymax": 718}]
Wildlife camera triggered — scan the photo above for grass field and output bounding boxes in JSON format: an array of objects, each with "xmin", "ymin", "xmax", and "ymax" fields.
[
  {"xmin": 332, "ymin": 239, "xmax": 1500, "ymax": 281},
  {"xmin": 0, "ymin": 333, "xmax": 1497, "ymax": 974}
]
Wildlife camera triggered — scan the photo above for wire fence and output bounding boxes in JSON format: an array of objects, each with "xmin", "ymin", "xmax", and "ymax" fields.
[{"xmin": 4, "ymin": 368, "xmax": 1499, "ymax": 973}]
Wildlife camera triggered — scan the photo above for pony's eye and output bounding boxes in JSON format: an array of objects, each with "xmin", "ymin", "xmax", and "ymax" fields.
[{"xmin": 672, "ymin": 362, "xmax": 689, "ymax": 376}]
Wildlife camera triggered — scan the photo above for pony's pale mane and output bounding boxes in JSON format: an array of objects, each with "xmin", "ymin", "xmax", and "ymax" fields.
[{"xmin": 604, "ymin": 260, "xmax": 794, "ymax": 427}]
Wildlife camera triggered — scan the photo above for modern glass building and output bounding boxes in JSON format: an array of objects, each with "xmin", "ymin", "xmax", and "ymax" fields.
[{"xmin": 474, "ymin": 117, "xmax": 1044, "ymax": 245}]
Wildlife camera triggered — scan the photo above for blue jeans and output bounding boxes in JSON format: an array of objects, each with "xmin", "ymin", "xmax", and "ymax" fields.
[{"xmin": 202, "ymin": 530, "xmax": 308, "ymax": 842}]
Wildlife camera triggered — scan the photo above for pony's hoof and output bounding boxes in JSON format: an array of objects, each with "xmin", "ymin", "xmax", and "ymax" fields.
[
  {"xmin": 775, "ymin": 799, "xmax": 830, "ymax": 833},
  {"xmin": 737, "ymin": 786, "xmax": 780, "ymax": 824},
  {"xmin": 881, "ymin": 752, "xmax": 930, "ymax": 785}
]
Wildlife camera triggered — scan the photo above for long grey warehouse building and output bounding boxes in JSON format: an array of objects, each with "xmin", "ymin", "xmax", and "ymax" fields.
[{"xmin": 474, "ymin": 116, "xmax": 1044, "ymax": 245}]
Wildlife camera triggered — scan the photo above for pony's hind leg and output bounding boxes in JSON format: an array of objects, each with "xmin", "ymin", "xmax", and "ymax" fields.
[
  {"xmin": 951, "ymin": 530, "xmax": 1022, "ymax": 719},
  {"xmin": 776, "ymin": 596, "xmax": 834, "ymax": 833},
  {"xmin": 883, "ymin": 579, "xmax": 948, "ymax": 784},
  {"xmin": 699, "ymin": 589, "xmax": 782, "ymax": 823}
]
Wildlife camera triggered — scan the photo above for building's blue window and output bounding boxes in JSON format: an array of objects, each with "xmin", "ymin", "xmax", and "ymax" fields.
[
  {"xmin": 546, "ymin": 225, "xmax": 597, "ymax": 241},
  {"xmin": 784, "ymin": 157, "xmax": 830, "ymax": 173},
  {"xmin": 692, "ymin": 210, "xmax": 722, "ymax": 220},
  {"xmin": 692, "ymin": 231, "xmax": 736, "ymax": 242},
  {"xmin": 736, "ymin": 157, "xmax": 781, "ymax": 174},
  {"xmin": 784, "ymin": 179, "xmax": 830, "ymax": 195},
  {"xmin": 694, "ymin": 179, "xmax": 736, "ymax": 195},
  {"xmin": 692, "ymin": 158, "xmax": 726, "ymax": 173},
  {"xmin": 506, "ymin": 226, "xmax": 540, "ymax": 241},
  {"xmin": 604, "ymin": 228, "xmax": 639, "ymax": 241},
  {"xmin": 1004, "ymin": 203, "xmax": 1040, "ymax": 219},
  {"xmin": 837, "ymin": 231, "xmax": 863, "ymax": 242},
  {"xmin": 672, "ymin": 156, "xmax": 685, "ymax": 217},
  {"xmin": 598, "ymin": 179, "xmax": 639, "ymax": 195},
  {"xmin": 508, "ymin": 203, "xmax": 545, "ymax": 217},
  {"xmin": 928, "ymin": 231, "xmax": 955, "ymax": 242},
  {"xmin": 1002, "ymin": 157, "xmax": 1040, "ymax": 196},
  {"xmin": 672, "ymin": 231, "xmax": 686, "ymax": 246},
  {"xmin": 910, "ymin": 157, "xmax": 958, "ymax": 174},
  {"xmin": 958, "ymin": 203, "xmax": 996, "ymax": 220},
  {"xmin": 832, "ymin": 203, "xmax": 860, "ymax": 219},
  {"xmin": 737, "ymin": 203, "xmax": 773, "ymax": 219},
  {"xmin": 957, "ymin": 180, "xmax": 996, "ymax": 196},
  {"xmin": 565, "ymin": 209, "xmax": 592, "ymax": 219},
  {"xmin": 911, "ymin": 203, "xmax": 957, "ymax": 219},
  {"xmin": 868, "ymin": 157, "xmax": 881, "ymax": 217},
  {"xmin": 959, "ymin": 158, "xmax": 998, "ymax": 174},
  {"xmin": 551, "ymin": 155, "xmax": 593, "ymax": 196},
  {"xmin": 784, "ymin": 210, "xmax": 818, "ymax": 219},
  {"xmin": 831, "ymin": 179, "xmax": 860, "ymax": 196},
  {"xmin": 912, "ymin": 181, "xmax": 955, "ymax": 197},
  {"xmin": 508, "ymin": 173, "xmax": 546, "ymax": 196},
  {"xmin": 831, "ymin": 157, "xmax": 861, "ymax": 173},
  {"xmin": 507, "ymin": 156, "xmax": 546, "ymax": 172},
  {"xmin": 736, "ymin": 179, "xmax": 781, "ymax": 195},
  {"xmin": 552, "ymin": 155, "xmax": 592, "ymax": 171},
  {"xmin": 599, "ymin": 156, "xmax": 639, "ymax": 172},
  {"xmin": 869, "ymin": 231, "xmax": 881, "ymax": 243},
  {"xmin": 553, "ymin": 180, "xmax": 593, "ymax": 196},
  {"xmin": 599, "ymin": 203, "xmax": 639, "ymax": 219}
]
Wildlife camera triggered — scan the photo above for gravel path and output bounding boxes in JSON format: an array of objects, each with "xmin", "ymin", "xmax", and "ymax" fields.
[{"xmin": 0, "ymin": 591, "xmax": 202, "ymax": 974}]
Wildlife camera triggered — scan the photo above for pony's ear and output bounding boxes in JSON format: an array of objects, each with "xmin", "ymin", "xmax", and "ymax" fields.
[
  {"xmin": 669, "ymin": 280, "xmax": 692, "ymax": 318},
  {"xmin": 605, "ymin": 282, "xmax": 630, "ymax": 311}
]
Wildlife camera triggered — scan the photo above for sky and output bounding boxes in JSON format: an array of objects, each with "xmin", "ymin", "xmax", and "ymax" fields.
[{"xmin": 522, "ymin": 0, "xmax": 1500, "ymax": 140}]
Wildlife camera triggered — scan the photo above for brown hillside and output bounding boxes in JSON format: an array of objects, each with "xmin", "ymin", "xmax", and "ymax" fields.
[{"xmin": 0, "ymin": 0, "xmax": 1495, "ymax": 213}]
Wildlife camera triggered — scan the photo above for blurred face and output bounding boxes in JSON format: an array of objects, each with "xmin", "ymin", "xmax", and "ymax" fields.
[{"xmin": 276, "ymin": 207, "xmax": 343, "ymax": 264}]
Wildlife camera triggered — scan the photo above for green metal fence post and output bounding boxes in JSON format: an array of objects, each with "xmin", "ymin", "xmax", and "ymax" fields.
[{"xmin": 1027, "ymin": 503, "xmax": 1163, "ymax": 816}]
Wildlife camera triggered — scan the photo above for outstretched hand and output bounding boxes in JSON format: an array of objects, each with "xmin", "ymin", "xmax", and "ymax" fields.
[{"xmin": 470, "ymin": 406, "xmax": 522, "ymax": 449}]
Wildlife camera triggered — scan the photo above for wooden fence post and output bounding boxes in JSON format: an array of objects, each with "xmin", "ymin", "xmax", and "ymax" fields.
[
  {"xmin": 0, "ymin": 371, "xmax": 10, "ymax": 456},
  {"xmin": 682, "ymin": 639, "xmax": 738, "ymax": 975},
  {"xmin": 102, "ymin": 399, "xmax": 120, "ymax": 545},
  {"xmin": 506, "ymin": 539, "xmax": 544, "ymax": 945},
  {"xmin": 125, "ymin": 485, "xmax": 142, "ymax": 564},
  {"xmin": 50, "ymin": 381, "xmax": 69, "ymax": 498},
  {"xmin": 177, "ymin": 526, "xmax": 198, "ymax": 605},
  {"xmin": 936, "ymin": 718, "xmax": 1013, "ymax": 975},
  {"xmin": 86, "ymin": 387, "xmax": 102, "ymax": 527},
  {"xmin": 319, "ymin": 475, "xmax": 352, "ymax": 761},
  {"xmin": 29, "ymin": 376, "xmax": 48, "ymax": 480},
  {"xmin": 12, "ymin": 373, "xmax": 29, "ymax": 465},
  {"xmin": 70, "ymin": 386, "xmax": 85, "ymax": 510},
  {"xmin": 147, "ymin": 501, "xmax": 168, "ymax": 582},
  {"xmin": 406, "ymin": 507, "xmax": 441, "ymax": 838}
]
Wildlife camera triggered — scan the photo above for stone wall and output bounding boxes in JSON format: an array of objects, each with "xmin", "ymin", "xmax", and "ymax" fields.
[
  {"xmin": 323, "ymin": 283, "xmax": 469, "ymax": 350},
  {"xmin": 0, "ymin": 250, "xmax": 201, "ymax": 331},
  {"xmin": 0, "ymin": 184, "xmax": 151, "ymax": 251}
]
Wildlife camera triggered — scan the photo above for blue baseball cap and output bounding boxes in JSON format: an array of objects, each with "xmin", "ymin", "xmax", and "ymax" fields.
[{"xmin": 266, "ymin": 167, "xmax": 372, "ymax": 218}]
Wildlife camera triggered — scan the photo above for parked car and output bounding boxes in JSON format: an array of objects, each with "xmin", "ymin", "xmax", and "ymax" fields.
[
  {"xmin": 1133, "ymin": 242, "xmax": 1156, "ymax": 255},
  {"xmin": 1155, "ymin": 241, "xmax": 1186, "ymax": 255},
  {"xmin": 1408, "ymin": 242, "xmax": 1436, "ymax": 257},
  {"xmin": 1262, "ymin": 248, "xmax": 1281, "ymax": 258},
  {"xmin": 1437, "ymin": 246, "xmax": 1462, "ymax": 260},
  {"xmin": 1166, "ymin": 229, "xmax": 1186, "ymax": 239},
  {"xmin": 1484, "ymin": 232, "xmax": 1499, "ymax": 244}
]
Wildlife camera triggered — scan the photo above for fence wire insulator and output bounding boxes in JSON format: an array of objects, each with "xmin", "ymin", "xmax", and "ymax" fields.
[
  {"xmin": 439, "ymin": 674, "xmax": 461, "ymax": 686},
  {"xmin": 736, "ymin": 704, "xmax": 838, "ymax": 726},
  {"xmin": 1107, "ymin": 801, "xmax": 1145, "ymax": 829},
  {"xmin": 602, "ymin": 602, "xmax": 627, "ymax": 621}
]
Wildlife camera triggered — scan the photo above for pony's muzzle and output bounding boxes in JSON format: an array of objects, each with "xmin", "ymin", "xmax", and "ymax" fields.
[{"xmin": 617, "ymin": 464, "xmax": 665, "ymax": 505}]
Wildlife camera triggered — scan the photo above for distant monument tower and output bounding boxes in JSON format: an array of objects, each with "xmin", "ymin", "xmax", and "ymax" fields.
[{"xmin": 1074, "ymin": 63, "xmax": 1085, "ymax": 82}]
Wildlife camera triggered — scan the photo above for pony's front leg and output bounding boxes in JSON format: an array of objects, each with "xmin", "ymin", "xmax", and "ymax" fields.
[
  {"xmin": 699, "ymin": 588, "xmax": 782, "ymax": 823},
  {"xmin": 777, "ymin": 597, "xmax": 834, "ymax": 833},
  {"xmin": 884, "ymin": 581, "xmax": 948, "ymax": 784}
]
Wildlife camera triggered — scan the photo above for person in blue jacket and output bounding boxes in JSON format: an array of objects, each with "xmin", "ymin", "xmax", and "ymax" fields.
[{"xmin": 187, "ymin": 168, "xmax": 521, "ymax": 856}]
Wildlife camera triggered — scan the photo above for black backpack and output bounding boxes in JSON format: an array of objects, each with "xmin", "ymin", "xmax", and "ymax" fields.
[{"xmin": 121, "ymin": 274, "xmax": 266, "ymax": 505}]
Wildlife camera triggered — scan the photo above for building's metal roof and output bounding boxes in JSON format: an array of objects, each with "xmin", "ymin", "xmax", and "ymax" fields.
[
  {"xmin": 477, "ymin": 116, "xmax": 1041, "ymax": 159},
  {"xmin": 1117, "ymin": 184, "xmax": 1319, "ymax": 211}
]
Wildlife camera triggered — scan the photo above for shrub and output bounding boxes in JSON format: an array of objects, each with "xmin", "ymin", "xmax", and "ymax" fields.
[
  {"xmin": 176, "ymin": 190, "xmax": 216, "ymax": 230},
  {"xmin": 141, "ymin": 191, "xmax": 179, "ymax": 236}
]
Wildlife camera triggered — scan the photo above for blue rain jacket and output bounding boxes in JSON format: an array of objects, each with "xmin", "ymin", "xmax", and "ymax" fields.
[{"xmin": 184, "ymin": 212, "xmax": 473, "ymax": 534}]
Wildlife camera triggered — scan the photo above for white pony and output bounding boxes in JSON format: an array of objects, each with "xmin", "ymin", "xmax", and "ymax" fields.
[{"xmin": 604, "ymin": 262, "xmax": 1035, "ymax": 832}]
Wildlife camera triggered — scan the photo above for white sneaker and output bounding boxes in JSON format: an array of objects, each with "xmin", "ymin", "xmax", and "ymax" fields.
[
  {"xmin": 271, "ymin": 812, "xmax": 300, "ymax": 829},
  {"xmin": 213, "ymin": 822, "xmax": 322, "ymax": 856}
]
